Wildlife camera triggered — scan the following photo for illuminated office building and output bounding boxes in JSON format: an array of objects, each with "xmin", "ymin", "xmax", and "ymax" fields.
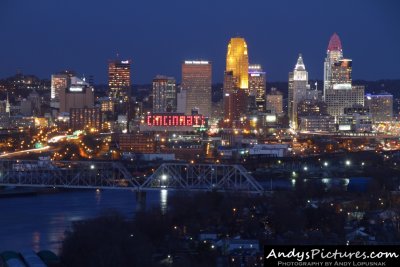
[
  {"xmin": 226, "ymin": 37, "xmax": 249, "ymax": 89},
  {"xmin": 60, "ymin": 77, "xmax": 94, "ymax": 113},
  {"xmin": 288, "ymin": 54, "xmax": 309, "ymax": 130},
  {"xmin": 266, "ymin": 88, "xmax": 283, "ymax": 114},
  {"xmin": 248, "ymin": 64, "xmax": 266, "ymax": 111},
  {"xmin": 224, "ymin": 89, "xmax": 248, "ymax": 126},
  {"xmin": 108, "ymin": 59, "xmax": 131, "ymax": 101},
  {"xmin": 70, "ymin": 107, "xmax": 101, "ymax": 131},
  {"xmin": 325, "ymin": 85, "xmax": 364, "ymax": 118},
  {"xmin": 50, "ymin": 74, "xmax": 70, "ymax": 109},
  {"xmin": 365, "ymin": 93, "xmax": 393, "ymax": 122},
  {"xmin": 99, "ymin": 97, "xmax": 115, "ymax": 113},
  {"xmin": 181, "ymin": 60, "xmax": 212, "ymax": 117},
  {"xmin": 152, "ymin": 75, "xmax": 176, "ymax": 113},
  {"xmin": 331, "ymin": 59, "xmax": 352, "ymax": 85},
  {"xmin": 50, "ymin": 70, "xmax": 75, "ymax": 104},
  {"xmin": 51, "ymin": 74, "xmax": 69, "ymax": 100},
  {"xmin": 338, "ymin": 107, "xmax": 372, "ymax": 132},
  {"xmin": 223, "ymin": 71, "xmax": 236, "ymax": 95},
  {"xmin": 118, "ymin": 132, "xmax": 155, "ymax": 153}
]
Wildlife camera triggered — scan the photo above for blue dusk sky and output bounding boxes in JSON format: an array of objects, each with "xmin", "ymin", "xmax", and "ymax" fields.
[{"xmin": 0, "ymin": 0, "xmax": 399, "ymax": 83}]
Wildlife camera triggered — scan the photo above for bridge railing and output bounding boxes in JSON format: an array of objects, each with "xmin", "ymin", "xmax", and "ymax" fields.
[{"xmin": 0, "ymin": 160, "xmax": 265, "ymax": 194}]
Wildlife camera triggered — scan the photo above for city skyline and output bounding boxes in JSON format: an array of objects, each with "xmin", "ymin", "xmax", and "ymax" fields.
[{"xmin": 1, "ymin": 0, "xmax": 399, "ymax": 84}]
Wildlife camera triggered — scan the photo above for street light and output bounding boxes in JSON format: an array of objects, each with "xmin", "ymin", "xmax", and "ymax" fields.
[
  {"xmin": 161, "ymin": 174, "xmax": 168, "ymax": 181},
  {"xmin": 324, "ymin": 162, "xmax": 328, "ymax": 167},
  {"xmin": 345, "ymin": 160, "xmax": 351, "ymax": 166}
]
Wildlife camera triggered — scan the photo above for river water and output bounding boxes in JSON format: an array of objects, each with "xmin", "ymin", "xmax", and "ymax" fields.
[{"xmin": 0, "ymin": 189, "xmax": 166, "ymax": 253}]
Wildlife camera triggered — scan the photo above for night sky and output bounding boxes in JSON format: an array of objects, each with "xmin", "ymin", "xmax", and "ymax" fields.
[{"xmin": 1, "ymin": 0, "xmax": 399, "ymax": 84}]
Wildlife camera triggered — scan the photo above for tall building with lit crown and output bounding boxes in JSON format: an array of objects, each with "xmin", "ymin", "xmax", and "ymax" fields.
[
  {"xmin": 323, "ymin": 33, "xmax": 344, "ymax": 98},
  {"xmin": 323, "ymin": 33, "xmax": 362, "ymax": 119},
  {"xmin": 226, "ymin": 37, "xmax": 249, "ymax": 90},
  {"xmin": 152, "ymin": 75, "xmax": 176, "ymax": 113},
  {"xmin": 288, "ymin": 54, "xmax": 309, "ymax": 130},
  {"xmin": 181, "ymin": 60, "xmax": 212, "ymax": 117},
  {"xmin": 248, "ymin": 64, "xmax": 266, "ymax": 111},
  {"xmin": 108, "ymin": 59, "xmax": 131, "ymax": 101}
]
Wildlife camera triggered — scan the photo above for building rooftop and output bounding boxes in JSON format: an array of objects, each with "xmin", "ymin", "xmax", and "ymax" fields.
[{"xmin": 328, "ymin": 33, "xmax": 342, "ymax": 51}]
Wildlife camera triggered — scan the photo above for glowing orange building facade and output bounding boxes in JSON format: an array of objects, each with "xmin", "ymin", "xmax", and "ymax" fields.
[{"xmin": 226, "ymin": 37, "xmax": 249, "ymax": 90}]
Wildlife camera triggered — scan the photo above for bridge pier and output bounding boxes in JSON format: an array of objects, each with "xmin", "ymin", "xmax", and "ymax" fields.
[{"xmin": 135, "ymin": 191, "xmax": 147, "ymax": 212}]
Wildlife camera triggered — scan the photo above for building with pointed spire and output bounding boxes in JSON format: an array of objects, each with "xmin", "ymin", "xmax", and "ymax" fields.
[
  {"xmin": 288, "ymin": 54, "xmax": 310, "ymax": 130},
  {"xmin": 323, "ymin": 33, "xmax": 363, "ymax": 119},
  {"xmin": 323, "ymin": 33, "xmax": 353, "ymax": 96},
  {"xmin": 323, "ymin": 33, "xmax": 344, "ymax": 97}
]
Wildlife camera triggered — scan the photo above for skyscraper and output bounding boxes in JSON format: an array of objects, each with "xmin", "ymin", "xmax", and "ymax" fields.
[
  {"xmin": 181, "ymin": 60, "xmax": 212, "ymax": 117},
  {"xmin": 323, "ymin": 33, "xmax": 354, "ymax": 101},
  {"xmin": 108, "ymin": 59, "xmax": 131, "ymax": 101},
  {"xmin": 288, "ymin": 54, "xmax": 309, "ymax": 130},
  {"xmin": 226, "ymin": 37, "xmax": 249, "ymax": 90},
  {"xmin": 248, "ymin": 64, "xmax": 266, "ymax": 111},
  {"xmin": 152, "ymin": 75, "xmax": 176, "ymax": 113},
  {"xmin": 323, "ymin": 33, "xmax": 361, "ymax": 119},
  {"xmin": 323, "ymin": 33, "xmax": 344, "ymax": 98}
]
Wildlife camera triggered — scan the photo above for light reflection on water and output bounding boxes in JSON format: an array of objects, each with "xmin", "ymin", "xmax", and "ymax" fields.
[
  {"xmin": 0, "ymin": 190, "xmax": 164, "ymax": 253},
  {"xmin": 160, "ymin": 189, "xmax": 168, "ymax": 215},
  {"xmin": 261, "ymin": 177, "xmax": 368, "ymax": 190}
]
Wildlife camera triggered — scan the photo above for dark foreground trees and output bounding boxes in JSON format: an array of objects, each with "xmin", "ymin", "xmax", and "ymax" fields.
[
  {"xmin": 59, "ymin": 190, "xmax": 368, "ymax": 266},
  {"xmin": 60, "ymin": 212, "xmax": 154, "ymax": 267}
]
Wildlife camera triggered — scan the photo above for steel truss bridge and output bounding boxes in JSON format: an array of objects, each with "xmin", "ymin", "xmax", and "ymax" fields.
[{"xmin": 0, "ymin": 160, "xmax": 265, "ymax": 194}]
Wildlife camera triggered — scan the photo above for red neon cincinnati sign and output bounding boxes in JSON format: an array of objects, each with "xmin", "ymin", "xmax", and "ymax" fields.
[{"xmin": 146, "ymin": 114, "xmax": 205, "ymax": 127}]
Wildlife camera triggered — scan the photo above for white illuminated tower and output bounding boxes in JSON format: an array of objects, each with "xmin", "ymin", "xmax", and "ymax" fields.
[
  {"xmin": 323, "ymin": 33, "xmax": 343, "ymax": 99},
  {"xmin": 288, "ymin": 54, "xmax": 309, "ymax": 130},
  {"xmin": 5, "ymin": 92, "xmax": 10, "ymax": 117}
]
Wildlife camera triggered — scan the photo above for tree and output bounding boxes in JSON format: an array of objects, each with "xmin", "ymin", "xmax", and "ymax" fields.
[{"xmin": 60, "ymin": 211, "xmax": 154, "ymax": 267}]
